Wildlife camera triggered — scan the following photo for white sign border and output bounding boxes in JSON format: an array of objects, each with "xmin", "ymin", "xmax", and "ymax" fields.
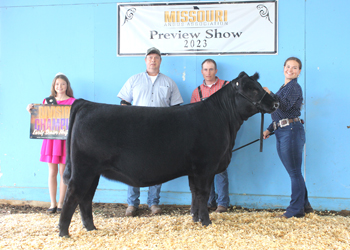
[{"xmin": 117, "ymin": 1, "xmax": 278, "ymax": 56}]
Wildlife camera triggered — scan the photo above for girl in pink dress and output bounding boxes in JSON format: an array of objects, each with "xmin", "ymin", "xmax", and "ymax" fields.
[{"xmin": 27, "ymin": 73, "xmax": 75, "ymax": 213}]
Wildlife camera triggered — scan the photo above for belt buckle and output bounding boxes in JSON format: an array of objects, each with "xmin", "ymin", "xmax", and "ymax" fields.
[
  {"xmin": 279, "ymin": 118, "xmax": 290, "ymax": 128},
  {"xmin": 273, "ymin": 122, "xmax": 277, "ymax": 130}
]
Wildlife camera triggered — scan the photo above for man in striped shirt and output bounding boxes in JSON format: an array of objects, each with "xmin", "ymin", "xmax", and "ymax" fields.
[{"xmin": 190, "ymin": 59, "xmax": 230, "ymax": 213}]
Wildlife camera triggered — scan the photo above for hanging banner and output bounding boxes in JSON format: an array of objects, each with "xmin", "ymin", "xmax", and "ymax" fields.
[
  {"xmin": 118, "ymin": 1, "xmax": 277, "ymax": 56},
  {"xmin": 29, "ymin": 104, "xmax": 71, "ymax": 140}
]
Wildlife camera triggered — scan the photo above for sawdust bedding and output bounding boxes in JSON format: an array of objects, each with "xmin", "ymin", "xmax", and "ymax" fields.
[{"xmin": 1, "ymin": 204, "xmax": 349, "ymax": 249}]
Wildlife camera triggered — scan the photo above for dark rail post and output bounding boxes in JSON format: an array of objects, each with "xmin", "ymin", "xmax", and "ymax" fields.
[{"xmin": 260, "ymin": 113, "xmax": 264, "ymax": 152}]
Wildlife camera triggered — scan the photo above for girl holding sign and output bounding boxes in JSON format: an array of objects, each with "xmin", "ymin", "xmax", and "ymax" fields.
[{"xmin": 26, "ymin": 73, "xmax": 75, "ymax": 213}]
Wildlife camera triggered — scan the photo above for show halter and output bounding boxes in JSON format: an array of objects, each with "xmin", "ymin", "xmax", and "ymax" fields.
[{"xmin": 232, "ymin": 81, "xmax": 272, "ymax": 153}]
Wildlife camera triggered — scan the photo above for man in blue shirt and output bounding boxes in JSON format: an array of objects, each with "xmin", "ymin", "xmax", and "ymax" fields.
[{"xmin": 118, "ymin": 47, "xmax": 183, "ymax": 216}]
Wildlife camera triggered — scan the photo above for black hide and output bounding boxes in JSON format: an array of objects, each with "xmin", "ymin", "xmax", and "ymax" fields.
[{"xmin": 58, "ymin": 71, "xmax": 279, "ymax": 237}]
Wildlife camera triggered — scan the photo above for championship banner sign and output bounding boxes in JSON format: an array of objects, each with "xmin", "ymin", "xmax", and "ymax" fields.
[
  {"xmin": 29, "ymin": 104, "xmax": 71, "ymax": 140},
  {"xmin": 118, "ymin": 1, "xmax": 277, "ymax": 56}
]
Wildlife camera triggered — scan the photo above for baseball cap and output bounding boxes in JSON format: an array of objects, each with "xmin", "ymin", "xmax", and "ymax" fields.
[{"xmin": 146, "ymin": 47, "xmax": 161, "ymax": 57}]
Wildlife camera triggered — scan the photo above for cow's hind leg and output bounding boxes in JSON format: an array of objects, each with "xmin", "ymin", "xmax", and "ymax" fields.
[
  {"xmin": 58, "ymin": 184, "xmax": 80, "ymax": 237},
  {"xmin": 189, "ymin": 175, "xmax": 214, "ymax": 226},
  {"xmin": 59, "ymin": 175, "xmax": 99, "ymax": 237},
  {"xmin": 188, "ymin": 176, "xmax": 199, "ymax": 222},
  {"xmin": 79, "ymin": 175, "xmax": 100, "ymax": 231}
]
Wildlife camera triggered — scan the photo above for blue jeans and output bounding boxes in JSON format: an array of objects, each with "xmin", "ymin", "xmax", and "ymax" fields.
[
  {"xmin": 208, "ymin": 170, "xmax": 230, "ymax": 208},
  {"xmin": 127, "ymin": 184, "xmax": 162, "ymax": 208},
  {"xmin": 275, "ymin": 121, "xmax": 311, "ymax": 217}
]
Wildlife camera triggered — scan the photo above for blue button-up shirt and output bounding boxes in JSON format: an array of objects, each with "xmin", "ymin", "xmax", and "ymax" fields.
[
  {"xmin": 267, "ymin": 79, "xmax": 303, "ymax": 132},
  {"xmin": 118, "ymin": 72, "xmax": 183, "ymax": 107}
]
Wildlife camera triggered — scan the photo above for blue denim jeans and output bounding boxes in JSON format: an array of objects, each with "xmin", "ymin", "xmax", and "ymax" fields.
[
  {"xmin": 127, "ymin": 184, "xmax": 162, "ymax": 208},
  {"xmin": 275, "ymin": 121, "xmax": 311, "ymax": 217},
  {"xmin": 208, "ymin": 170, "xmax": 230, "ymax": 208}
]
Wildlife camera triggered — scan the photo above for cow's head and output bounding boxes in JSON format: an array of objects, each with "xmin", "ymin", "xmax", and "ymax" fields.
[{"xmin": 234, "ymin": 71, "xmax": 279, "ymax": 116}]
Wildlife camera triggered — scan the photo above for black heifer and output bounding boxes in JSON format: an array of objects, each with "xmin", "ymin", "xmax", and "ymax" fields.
[{"xmin": 59, "ymin": 71, "xmax": 279, "ymax": 237}]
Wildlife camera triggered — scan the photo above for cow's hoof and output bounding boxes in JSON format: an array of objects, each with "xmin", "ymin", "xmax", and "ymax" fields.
[
  {"xmin": 86, "ymin": 226, "xmax": 97, "ymax": 232},
  {"xmin": 59, "ymin": 232, "xmax": 70, "ymax": 238},
  {"xmin": 83, "ymin": 224, "xmax": 97, "ymax": 231},
  {"xmin": 82, "ymin": 222, "xmax": 97, "ymax": 231},
  {"xmin": 201, "ymin": 220, "xmax": 212, "ymax": 226},
  {"xmin": 192, "ymin": 215, "xmax": 199, "ymax": 222}
]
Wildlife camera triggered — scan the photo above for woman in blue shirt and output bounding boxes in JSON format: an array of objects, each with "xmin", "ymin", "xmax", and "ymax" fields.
[{"xmin": 263, "ymin": 57, "xmax": 313, "ymax": 218}]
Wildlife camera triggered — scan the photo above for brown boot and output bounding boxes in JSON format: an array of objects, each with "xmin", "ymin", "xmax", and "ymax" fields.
[
  {"xmin": 150, "ymin": 205, "xmax": 162, "ymax": 215},
  {"xmin": 215, "ymin": 206, "xmax": 227, "ymax": 213},
  {"xmin": 125, "ymin": 206, "xmax": 137, "ymax": 217}
]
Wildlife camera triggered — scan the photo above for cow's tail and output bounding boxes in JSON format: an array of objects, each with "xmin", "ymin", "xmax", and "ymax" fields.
[{"xmin": 63, "ymin": 99, "xmax": 81, "ymax": 185}]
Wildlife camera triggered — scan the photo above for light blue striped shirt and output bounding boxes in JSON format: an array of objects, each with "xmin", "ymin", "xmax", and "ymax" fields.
[{"xmin": 118, "ymin": 72, "xmax": 183, "ymax": 107}]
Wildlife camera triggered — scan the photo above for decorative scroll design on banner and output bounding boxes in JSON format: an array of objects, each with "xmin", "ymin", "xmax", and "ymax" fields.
[
  {"xmin": 123, "ymin": 8, "xmax": 136, "ymax": 26},
  {"xmin": 256, "ymin": 4, "xmax": 272, "ymax": 23}
]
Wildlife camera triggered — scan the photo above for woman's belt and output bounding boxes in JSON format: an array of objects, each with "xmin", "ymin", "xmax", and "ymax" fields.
[{"xmin": 273, "ymin": 118, "xmax": 301, "ymax": 130}]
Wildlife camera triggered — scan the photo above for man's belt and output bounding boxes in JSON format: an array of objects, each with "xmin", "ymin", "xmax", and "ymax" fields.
[{"xmin": 273, "ymin": 118, "xmax": 301, "ymax": 130}]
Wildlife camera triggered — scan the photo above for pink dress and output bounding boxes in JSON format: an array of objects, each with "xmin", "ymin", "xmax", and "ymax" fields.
[{"xmin": 40, "ymin": 97, "xmax": 76, "ymax": 164}]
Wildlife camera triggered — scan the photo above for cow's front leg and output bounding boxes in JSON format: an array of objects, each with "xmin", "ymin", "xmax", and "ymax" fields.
[
  {"xmin": 189, "ymin": 175, "xmax": 214, "ymax": 225},
  {"xmin": 197, "ymin": 175, "xmax": 214, "ymax": 226},
  {"xmin": 79, "ymin": 175, "xmax": 100, "ymax": 231},
  {"xmin": 188, "ymin": 176, "xmax": 199, "ymax": 222},
  {"xmin": 198, "ymin": 194, "xmax": 211, "ymax": 226}
]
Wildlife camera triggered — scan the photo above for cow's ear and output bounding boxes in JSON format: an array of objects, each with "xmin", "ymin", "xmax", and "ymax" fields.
[
  {"xmin": 251, "ymin": 72, "xmax": 259, "ymax": 81},
  {"xmin": 238, "ymin": 71, "xmax": 248, "ymax": 78}
]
